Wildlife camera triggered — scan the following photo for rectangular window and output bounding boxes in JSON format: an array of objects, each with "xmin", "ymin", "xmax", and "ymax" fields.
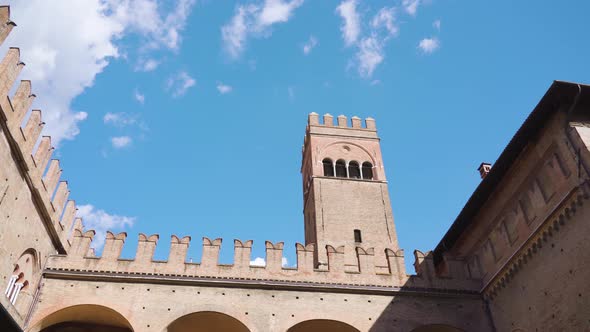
[{"xmin": 354, "ymin": 229, "xmax": 362, "ymax": 243}]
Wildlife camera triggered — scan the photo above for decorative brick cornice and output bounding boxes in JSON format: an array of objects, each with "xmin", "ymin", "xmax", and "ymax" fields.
[{"xmin": 483, "ymin": 181, "xmax": 590, "ymax": 299}]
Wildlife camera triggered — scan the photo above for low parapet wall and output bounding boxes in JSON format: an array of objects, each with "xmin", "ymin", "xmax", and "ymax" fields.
[{"xmin": 47, "ymin": 231, "xmax": 482, "ymax": 292}]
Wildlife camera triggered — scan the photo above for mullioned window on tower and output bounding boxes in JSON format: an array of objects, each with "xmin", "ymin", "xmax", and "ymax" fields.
[{"xmin": 322, "ymin": 158, "xmax": 374, "ymax": 180}]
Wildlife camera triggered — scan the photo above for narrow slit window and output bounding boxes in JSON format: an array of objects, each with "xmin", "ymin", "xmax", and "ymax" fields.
[
  {"xmin": 348, "ymin": 161, "xmax": 361, "ymax": 179},
  {"xmin": 362, "ymin": 162, "xmax": 373, "ymax": 180},
  {"xmin": 354, "ymin": 229, "xmax": 362, "ymax": 243},
  {"xmin": 335, "ymin": 160, "xmax": 347, "ymax": 178},
  {"xmin": 322, "ymin": 158, "xmax": 334, "ymax": 177}
]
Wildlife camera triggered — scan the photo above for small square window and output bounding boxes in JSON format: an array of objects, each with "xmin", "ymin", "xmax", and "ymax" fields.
[{"xmin": 354, "ymin": 229, "xmax": 362, "ymax": 243}]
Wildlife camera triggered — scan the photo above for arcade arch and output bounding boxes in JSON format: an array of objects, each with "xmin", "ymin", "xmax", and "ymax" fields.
[
  {"xmin": 166, "ymin": 311, "xmax": 250, "ymax": 332},
  {"xmin": 287, "ymin": 319, "xmax": 360, "ymax": 332},
  {"xmin": 31, "ymin": 304, "xmax": 134, "ymax": 332}
]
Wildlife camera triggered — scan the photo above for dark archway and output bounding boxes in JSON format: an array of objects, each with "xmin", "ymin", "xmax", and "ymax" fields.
[
  {"xmin": 33, "ymin": 304, "xmax": 133, "ymax": 332},
  {"xmin": 411, "ymin": 324, "xmax": 465, "ymax": 332},
  {"xmin": 288, "ymin": 319, "xmax": 360, "ymax": 332},
  {"xmin": 167, "ymin": 311, "xmax": 250, "ymax": 332}
]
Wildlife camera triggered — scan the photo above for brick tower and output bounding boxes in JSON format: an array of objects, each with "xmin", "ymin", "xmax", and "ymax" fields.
[{"xmin": 301, "ymin": 113, "xmax": 399, "ymax": 270}]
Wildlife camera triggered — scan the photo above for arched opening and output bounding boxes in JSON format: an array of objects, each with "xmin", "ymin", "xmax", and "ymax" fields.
[
  {"xmin": 335, "ymin": 159, "xmax": 347, "ymax": 178},
  {"xmin": 32, "ymin": 304, "xmax": 133, "ymax": 332},
  {"xmin": 362, "ymin": 162, "xmax": 373, "ymax": 180},
  {"xmin": 348, "ymin": 161, "xmax": 361, "ymax": 179},
  {"xmin": 167, "ymin": 311, "xmax": 250, "ymax": 332},
  {"xmin": 288, "ymin": 319, "xmax": 360, "ymax": 332},
  {"xmin": 410, "ymin": 324, "xmax": 465, "ymax": 332},
  {"xmin": 5, "ymin": 249, "xmax": 37, "ymax": 309},
  {"xmin": 322, "ymin": 158, "xmax": 334, "ymax": 177}
]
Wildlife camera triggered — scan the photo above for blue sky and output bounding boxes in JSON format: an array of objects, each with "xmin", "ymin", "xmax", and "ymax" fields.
[{"xmin": 5, "ymin": 0, "xmax": 590, "ymax": 269}]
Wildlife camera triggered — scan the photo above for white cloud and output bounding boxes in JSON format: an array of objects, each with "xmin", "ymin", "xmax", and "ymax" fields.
[
  {"xmin": 338, "ymin": 4, "xmax": 398, "ymax": 79},
  {"xmin": 259, "ymin": 0, "xmax": 304, "ymax": 26},
  {"xmin": 336, "ymin": 0, "xmax": 360, "ymax": 47},
  {"xmin": 111, "ymin": 136, "xmax": 132, "ymax": 148},
  {"xmin": 3, "ymin": 0, "xmax": 195, "ymax": 145},
  {"xmin": 135, "ymin": 57, "xmax": 160, "ymax": 72},
  {"xmin": 402, "ymin": 0, "xmax": 420, "ymax": 16},
  {"xmin": 166, "ymin": 71, "xmax": 196, "ymax": 97},
  {"xmin": 418, "ymin": 37, "xmax": 440, "ymax": 54},
  {"xmin": 103, "ymin": 112, "xmax": 139, "ymax": 127},
  {"xmin": 77, "ymin": 204, "xmax": 136, "ymax": 249},
  {"xmin": 433, "ymin": 19, "xmax": 441, "ymax": 31},
  {"xmin": 288, "ymin": 86, "xmax": 295, "ymax": 101},
  {"xmin": 216, "ymin": 82, "xmax": 233, "ymax": 94},
  {"xmin": 302, "ymin": 35, "xmax": 318, "ymax": 55},
  {"xmin": 222, "ymin": 0, "xmax": 304, "ymax": 59},
  {"xmin": 250, "ymin": 257, "xmax": 289, "ymax": 267},
  {"xmin": 356, "ymin": 36, "xmax": 383, "ymax": 78},
  {"xmin": 250, "ymin": 257, "xmax": 266, "ymax": 266},
  {"xmin": 105, "ymin": 0, "xmax": 196, "ymax": 51},
  {"xmin": 371, "ymin": 7, "xmax": 398, "ymax": 37},
  {"xmin": 134, "ymin": 89, "xmax": 145, "ymax": 104},
  {"xmin": 221, "ymin": 6, "xmax": 250, "ymax": 59}
]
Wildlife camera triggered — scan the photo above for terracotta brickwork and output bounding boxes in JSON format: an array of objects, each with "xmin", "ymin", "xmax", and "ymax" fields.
[
  {"xmin": 301, "ymin": 114, "xmax": 398, "ymax": 270},
  {"xmin": 0, "ymin": 3, "xmax": 588, "ymax": 332}
]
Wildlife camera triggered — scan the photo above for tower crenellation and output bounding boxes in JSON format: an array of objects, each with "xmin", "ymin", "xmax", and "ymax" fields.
[{"xmin": 308, "ymin": 112, "xmax": 377, "ymax": 129}]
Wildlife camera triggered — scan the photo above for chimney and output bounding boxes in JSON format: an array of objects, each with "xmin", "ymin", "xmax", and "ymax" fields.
[{"xmin": 478, "ymin": 162, "xmax": 492, "ymax": 179}]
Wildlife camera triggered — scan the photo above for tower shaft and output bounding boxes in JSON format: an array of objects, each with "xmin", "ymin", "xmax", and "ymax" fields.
[{"xmin": 301, "ymin": 113, "xmax": 398, "ymax": 269}]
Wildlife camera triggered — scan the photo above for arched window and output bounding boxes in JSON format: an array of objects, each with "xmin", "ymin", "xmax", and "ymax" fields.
[
  {"xmin": 335, "ymin": 160, "xmax": 347, "ymax": 178},
  {"xmin": 5, "ymin": 250, "xmax": 35, "ymax": 306},
  {"xmin": 322, "ymin": 158, "xmax": 334, "ymax": 177},
  {"xmin": 348, "ymin": 161, "xmax": 361, "ymax": 179},
  {"xmin": 362, "ymin": 162, "xmax": 373, "ymax": 180}
]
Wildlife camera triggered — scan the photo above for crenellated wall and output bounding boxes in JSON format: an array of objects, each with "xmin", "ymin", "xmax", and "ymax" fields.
[
  {"xmin": 6, "ymin": 2, "xmax": 589, "ymax": 331},
  {"xmin": 0, "ymin": 7, "xmax": 486, "ymax": 329},
  {"xmin": 47, "ymin": 231, "xmax": 481, "ymax": 292},
  {"xmin": 0, "ymin": 6, "xmax": 86, "ymax": 327}
]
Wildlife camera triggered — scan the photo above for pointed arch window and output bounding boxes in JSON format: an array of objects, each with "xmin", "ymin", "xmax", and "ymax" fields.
[
  {"xmin": 362, "ymin": 162, "xmax": 373, "ymax": 180},
  {"xmin": 348, "ymin": 161, "xmax": 361, "ymax": 179},
  {"xmin": 335, "ymin": 160, "xmax": 347, "ymax": 178},
  {"xmin": 322, "ymin": 158, "xmax": 334, "ymax": 177}
]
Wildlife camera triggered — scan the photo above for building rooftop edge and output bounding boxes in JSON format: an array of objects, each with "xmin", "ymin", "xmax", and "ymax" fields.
[{"xmin": 433, "ymin": 80, "xmax": 590, "ymax": 265}]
